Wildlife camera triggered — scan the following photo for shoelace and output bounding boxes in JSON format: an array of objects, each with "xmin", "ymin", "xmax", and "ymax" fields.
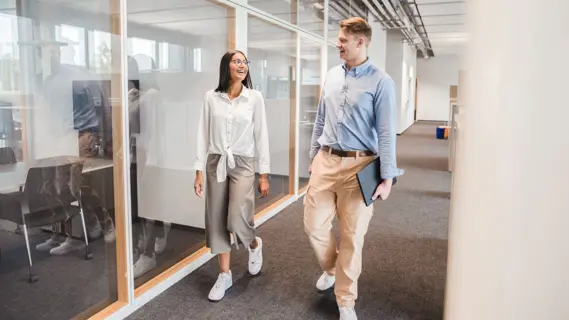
[{"xmin": 215, "ymin": 275, "xmax": 228, "ymax": 288}]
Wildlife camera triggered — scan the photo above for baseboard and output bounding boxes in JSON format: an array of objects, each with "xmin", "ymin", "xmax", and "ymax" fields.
[
  {"xmin": 398, "ymin": 121, "xmax": 416, "ymax": 136},
  {"xmin": 104, "ymin": 194, "xmax": 299, "ymax": 320}
]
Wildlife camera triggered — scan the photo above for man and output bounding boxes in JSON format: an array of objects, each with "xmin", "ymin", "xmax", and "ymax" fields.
[
  {"xmin": 35, "ymin": 43, "xmax": 116, "ymax": 255},
  {"xmin": 304, "ymin": 17, "xmax": 403, "ymax": 320}
]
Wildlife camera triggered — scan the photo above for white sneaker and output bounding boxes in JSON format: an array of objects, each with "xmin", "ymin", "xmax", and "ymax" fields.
[
  {"xmin": 104, "ymin": 219, "xmax": 116, "ymax": 243},
  {"xmin": 248, "ymin": 237, "xmax": 263, "ymax": 276},
  {"xmin": 50, "ymin": 237, "xmax": 85, "ymax": 255},
  {"xmin": 339, "ymin": 307, "xmax": 357, "ymax": 320},
  {"xmin": 154, "ymin": 237, "xmax": 167, "ymax": 254},
  {"xmin": 208, "ymin": 271, "xmax": 233, "ymax": 302},
  {"xmin": 155, "ymin": 222, "xmax": 171, "ymax": 254},
  {"xmin": 133, "ymin": 254, "xmax": 157, "ymax": 278},
  {"xmin": 137, "ymin": 236, "xmax": 144, "ymax": 252},
  {"xmin": 87, "ymin": 220, "xmax": 103, "ymax": 240},
  {"xmin": 316, "ymin": 271, "xmax": 336, "ymax": 292},
  {"xmin": 36, "ymin": 235, "xmax": 60, "ymax": 251}
]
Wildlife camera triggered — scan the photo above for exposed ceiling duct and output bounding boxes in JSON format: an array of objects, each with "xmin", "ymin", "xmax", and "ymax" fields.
[{"xmin": 328, "ymin": 0, "xmax": 435, "ymax": 58}]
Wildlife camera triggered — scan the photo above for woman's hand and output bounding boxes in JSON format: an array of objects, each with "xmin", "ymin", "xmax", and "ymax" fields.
[
  {"xmin": 194, "ymin": 171, "xmax": 204, "ymax": 198},
  {"xmin": 258, "ymin": 174, "xmax": 270, "ymax": 198}
]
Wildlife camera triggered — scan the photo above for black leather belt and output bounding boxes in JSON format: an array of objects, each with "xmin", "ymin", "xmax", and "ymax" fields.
[{"xmin": 321, "ymin": 146, "xmax": 375, "ymax": 158}]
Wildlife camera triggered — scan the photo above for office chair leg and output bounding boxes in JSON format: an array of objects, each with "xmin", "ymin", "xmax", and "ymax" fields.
[
  {"xmin": 22, "ymin": 224, "xmax": 38, "ymax": 283},
  {"xmin": 79, "ymin": 208, "xmax": 92, "ymax": 260}
]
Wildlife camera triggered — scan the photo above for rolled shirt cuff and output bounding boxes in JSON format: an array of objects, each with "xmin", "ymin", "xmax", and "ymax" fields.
[
  {"xmin": 194, "ymin": 161, "xmax": 205, "ymax": 172},
  {"xmin": 381, "ymin": 167, "xmax": 405, "ymax": 180},
  {"xmin": 257, "ymin": 164, "xmax": 270, "ymax": 175},
  {"xmin": 309, "ymin": 149, "xmax": 320, "ymax": 159}
]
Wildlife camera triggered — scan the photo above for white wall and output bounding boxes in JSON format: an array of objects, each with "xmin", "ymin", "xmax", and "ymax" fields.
[
  {"xmin": 401, "ymin": 43, "xmax": 417, "ymax": 133},
  {"xmin": 368, "ymin": 12, "xmax": 387, "ymax": 70},
  {"xmin": 416, "ymin": 54, "xmax": 460, "ymax": 121},
  {"xmin": 445, "ymin": 1, "xmax": 569, "ymax": 319},
  {"xmin": 385, "ymin": 31, "xmax": 417, "ymax": 134}
]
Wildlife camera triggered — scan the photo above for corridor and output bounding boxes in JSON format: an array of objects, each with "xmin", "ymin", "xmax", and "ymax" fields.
[{"xmin": 129, "ymin": 122, "xmax": 451, "ymax": 320}]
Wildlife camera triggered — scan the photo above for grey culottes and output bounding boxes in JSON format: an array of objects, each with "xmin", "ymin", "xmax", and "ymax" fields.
[{"xmin": 205, "ymin": 154, "xmax": 256, "ymax": 254}]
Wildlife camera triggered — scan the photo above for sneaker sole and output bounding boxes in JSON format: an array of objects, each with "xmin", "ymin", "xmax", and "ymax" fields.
[
  {"xmin": 249, "ymin": 269, "xmax": 263, "ymax": 277},
  {"xmin": 317, "ymin": 284, "xmax": 335, "ymax": 294},
  {"xmin": 208, "ymin": 286, "xmax": 233, "ymax": 303}
]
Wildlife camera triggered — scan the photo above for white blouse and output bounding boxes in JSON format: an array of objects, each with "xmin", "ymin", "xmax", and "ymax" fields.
[{"xmin": 194, "ymin": 86, "xmax": 270, "ymax": 182}]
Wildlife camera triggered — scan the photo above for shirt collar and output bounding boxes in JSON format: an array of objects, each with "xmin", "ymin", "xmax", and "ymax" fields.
[
  {"xmin": 342, "ymin": 58, "xmax": 372, "ymax": 76},
  {"xmin": 220, "ymin": 84, "xmax": 250, "ymax": 101}
]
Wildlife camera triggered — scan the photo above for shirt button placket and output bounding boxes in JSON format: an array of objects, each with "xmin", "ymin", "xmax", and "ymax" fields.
[{"xmin": 227, "ymin": 100, "xmax": 233, "ymax": 147}]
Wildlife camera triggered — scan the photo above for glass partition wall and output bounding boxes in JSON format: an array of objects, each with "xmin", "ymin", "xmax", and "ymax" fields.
[
  {"xmin": 0, "ymin": 0, "xmax": 355, "ymax": 318},
  {"xmin": 125, "ymin": 0, "xmax": 232, "ymax": 290},
  {"xmin": 0, "ymin": 0, "xmax": 126, "ymax": 318}
]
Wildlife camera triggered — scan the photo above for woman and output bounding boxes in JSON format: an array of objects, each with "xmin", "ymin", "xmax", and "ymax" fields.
[
  {"xmin": 128, "ymin": 55, "xmax": 171, "ymax": 278},
  {"xmin": 194, "ymin": 50, "xmax": 270, "ymax": 302}
]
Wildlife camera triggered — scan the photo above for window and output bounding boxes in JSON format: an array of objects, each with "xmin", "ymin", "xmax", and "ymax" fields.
[
  {"xmin": 248, "ymin": 15, "xmax": 297, "ymax": 207},
  {"xmin": 55, "ymin": 24, "xmax": 86, "ymax": 66},
  {"xmin": 88, "ymin": 30, "xmax": 112, "ymax": 73},
  {"xmin": 1, "ymin": 0, "xmax": 122, "ymax": 318},
  {"xmin": 248, "ymin": 0, "xmax": 325, "ymax": 36},
  {"xmin": 298, "ymin": 38, "xmax": 322, "ymax": 190},
  {"xmin": 125, "ymin": 0, "xmax": 230, "ymax": 288}
]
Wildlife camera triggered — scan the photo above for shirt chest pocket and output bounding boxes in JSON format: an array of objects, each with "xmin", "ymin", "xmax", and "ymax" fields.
[{"xmin": 233, "ymin": 104, "xmax": 253, "ymax": 125}]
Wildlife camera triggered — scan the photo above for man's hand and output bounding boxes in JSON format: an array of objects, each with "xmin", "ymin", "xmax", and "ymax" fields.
[
  {"xmin": 258, "ymin": 174, "xmax": 270, "ymax": 198},
  {"xmin": 194, "ymin": 171, "xmax": 204, "ymax": 198},
  {"xmin": 372, "ymin": 179, "xmax": 393, "ymax": 201}
]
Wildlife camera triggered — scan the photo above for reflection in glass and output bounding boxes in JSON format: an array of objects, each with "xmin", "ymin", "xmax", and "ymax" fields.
[
  {"xmin": 0, "ymin": 0, "xmax": 119, "ymax": 319},
  {"xmin": 298, "ymin": 38, "xmax": 322, "ymax": 190},
  {"xmin": 249, "ymin": 0, "xmax": 325, "ymax": 36},
  {"xmin": 328, "ymin": 44, "xmax": 344, "ymax": 70},
  {"xmin": 0, "ymin": 12, "xmax": 22, "ymax": 161},
  {"xmin": 126, "ymin": 0, "xmax": 230, "ymax": 285},
  {"xmin": 247, "ymin": 15, "xmax": 296, "ymax": 208}
]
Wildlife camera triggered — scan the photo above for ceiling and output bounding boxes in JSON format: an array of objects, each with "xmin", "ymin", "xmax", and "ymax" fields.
[
  {"xmin": 3, "ymin": 0, "xmax": 467, "ymax": 58},
  {"xmin": 415, "ymin": 0, "xmax": 467, "ymax": 56}
]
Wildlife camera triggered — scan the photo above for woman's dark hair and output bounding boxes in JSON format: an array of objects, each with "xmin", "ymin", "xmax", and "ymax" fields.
[
  {"xmin": 127, "ymin": 55, "xmax": 140, "ymax": 90},
  {"xmin": 215, "ymin": 50, "xmax": 253, "ymax": 93},
  {"xmin": 133, "ymin": 54, "xmax": 160, "ymax": 92}
]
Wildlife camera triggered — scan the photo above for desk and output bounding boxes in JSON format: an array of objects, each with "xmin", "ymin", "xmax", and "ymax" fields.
[
  {"xmin": 0, "ymin": 157, "xmax": 113, "ymax": 193},
  {"xmin": 0, "ymin": 156, "xmax": 113, "ymax": 233}
]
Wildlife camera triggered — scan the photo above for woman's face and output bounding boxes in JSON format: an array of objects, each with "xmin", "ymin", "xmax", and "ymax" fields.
[{"xmin": 229, "ymin": 52, "xmax": 249, "ymax": 83}]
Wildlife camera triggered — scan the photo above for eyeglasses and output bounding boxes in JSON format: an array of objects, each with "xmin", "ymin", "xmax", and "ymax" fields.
[{"xmin": 231, "ymin": 59, "xmax": 250, "ymax": 66}]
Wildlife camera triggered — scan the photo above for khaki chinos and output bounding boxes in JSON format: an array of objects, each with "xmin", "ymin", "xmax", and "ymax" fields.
[{"xmin": 304, "ymin": 148, "xmax": 375, "ymax": 308}]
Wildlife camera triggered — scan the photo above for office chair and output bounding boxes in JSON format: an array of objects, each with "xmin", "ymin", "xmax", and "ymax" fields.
[
  {"xmin": 0, "ymin": 147, "xmax": 16, "ymax": 165},
  {"xmin": 0, "ymin": 160, "xmax": 92, "ymax": 283}
]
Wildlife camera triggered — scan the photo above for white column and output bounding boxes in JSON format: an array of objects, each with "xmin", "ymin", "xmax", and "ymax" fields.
[
  {"xmin": 444, "ymin": 1, "xmax": 569, "ymax": 320},
  {"xmin": 234, "ymin": 5, "xmax": 247, "ymax": 54}
]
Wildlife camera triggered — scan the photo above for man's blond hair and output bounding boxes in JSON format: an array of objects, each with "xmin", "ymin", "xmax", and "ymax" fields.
[{"xmin": 340, "ymin": 17, "xmax": 372, "ymax": 45}]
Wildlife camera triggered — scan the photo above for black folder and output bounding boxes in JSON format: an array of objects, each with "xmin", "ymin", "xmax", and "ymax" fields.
[{"xmin": 356, "ymin": 158, "xmax": 397, "ymax": 207}]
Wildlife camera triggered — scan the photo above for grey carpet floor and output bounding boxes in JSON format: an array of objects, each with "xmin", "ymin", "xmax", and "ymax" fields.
[
  {"xmin": 128, "ymin": 121, "xmax": 452, "ymax": 320},
  {"xmin": 0, "ymin": 172, "xmax": 297, "ymax": 319}
]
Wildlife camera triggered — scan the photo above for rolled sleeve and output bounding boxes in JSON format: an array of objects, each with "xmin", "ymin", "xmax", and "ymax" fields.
[
  {"xmin": 194, "ymin": 93, "xmax": 210, "ymax": 172},
  {"xmin": 309, "ymin": 89, "xmax": 326, "ymax": 159},
  {"xmin": 254, "ymin": 92, "xmax": 271, "ymax": 174},
  {"xmin": 375, "ymin": 78, "xmax": 403, "ymax": 179}
]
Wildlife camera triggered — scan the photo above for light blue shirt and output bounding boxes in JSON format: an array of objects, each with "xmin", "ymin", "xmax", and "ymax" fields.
[{"xmin": 309, "ymin": 58, "xmax": 403, "ymax": 180}]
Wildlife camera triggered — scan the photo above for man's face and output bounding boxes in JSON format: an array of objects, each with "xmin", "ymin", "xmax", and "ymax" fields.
[
  {"xmin": 336, "ymin": 28, "xmax": 364, "ymax": 61},
  {"xmin": 46, "ymin": 44, "xmax": 62, "ymax": 69}
]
